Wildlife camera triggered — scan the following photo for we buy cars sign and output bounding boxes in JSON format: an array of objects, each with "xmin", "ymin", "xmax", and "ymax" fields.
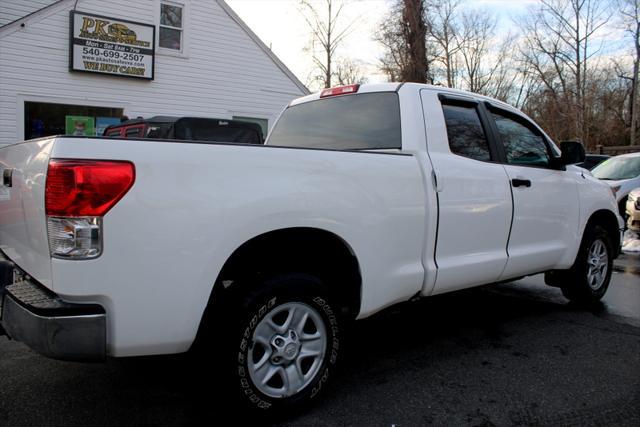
[{"xmin": 70, "ymin": 11, "xmax": 155, "ymax": 80}]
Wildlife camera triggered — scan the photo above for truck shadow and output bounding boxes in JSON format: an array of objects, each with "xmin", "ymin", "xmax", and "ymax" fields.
[{"xmin": 104, "ymin": 283, "xmax": 588, "ymax": 424}]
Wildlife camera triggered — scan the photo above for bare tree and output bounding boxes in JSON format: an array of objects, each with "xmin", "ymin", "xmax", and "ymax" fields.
[
  {"xmin": 426, "ymin": 0, "xmax": 461, "ymax": 88},
  {"xmin": 374, "ymin": 0, "xmax": 633, "ymax": 152},
  {"xmin": 518, "ymin": 0, "xmax": 611, "ymax": 148},
  {"xmin": 620, "ymin": 0, "xmax": 640, "ymax": 146},
  {"xmin": 456, "ymin": 9, "xmax": 499, "ymax": 93},
  {"xmin": 299, "ymin": 0, "xmax": 357, "ymax": 88},
  {"xmin": 377, "ymin": 2, "xmax": 410, "ymax": 82},
  {"xmin": 401, "ymin": 0, "xmax": 429, "ymax": 82},
  {"xmin": 377, "ymin": 0, "xmax": 432, "ymax": 83},
  {"xmin": 334, "ymin": 58, "xmax": 368, "ymax": 85},
  {"xmin": 511, "ymin": 62, "xmax": 543, "ymax": 110}
]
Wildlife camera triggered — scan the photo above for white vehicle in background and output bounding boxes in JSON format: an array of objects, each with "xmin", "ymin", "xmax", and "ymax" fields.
[
  {"xmin": 623, "ymin": 188, "xmax": 640, "ymax": 253},
  {"xmin": 626, "ymin": 188, "xmax": 640, "ymax": 232},
  {"xmin": 0, "ymin": 83, "xmax": 624, "ymax": 412},
  {"xmin": 591, "ymin": 152, "xmax": 640, "ymax": 217}
]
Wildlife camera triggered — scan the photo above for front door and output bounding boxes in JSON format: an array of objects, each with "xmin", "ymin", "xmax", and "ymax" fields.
[{"xmin": 486, "ymin": 107, "xmax": 580, "ymax": 279}]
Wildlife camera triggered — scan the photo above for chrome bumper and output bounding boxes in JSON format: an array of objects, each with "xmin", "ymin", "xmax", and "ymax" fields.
[{"xmin": 0, "ymin": 258, "xmax": 106, "ymax": 361}]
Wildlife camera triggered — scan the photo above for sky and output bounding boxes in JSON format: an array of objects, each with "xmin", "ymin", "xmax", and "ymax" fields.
[{"xmin": 225, "ymin": 0, "xmax": 625, "ymax": 89}]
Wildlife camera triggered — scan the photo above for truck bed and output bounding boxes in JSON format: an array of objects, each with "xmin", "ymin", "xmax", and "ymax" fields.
[{"xmin": 0, "ymin": 136, "xmax": 427, "ymax": 356}]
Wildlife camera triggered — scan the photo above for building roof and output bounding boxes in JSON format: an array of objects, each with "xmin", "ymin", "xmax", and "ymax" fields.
[
  {"xmin": 216, "ymin": 1, "xmax": 309, "ymax": 95},
  {"xmin": 0, "ymin": 0, "xmax": 62, "ymax": 28},
  {"xmin": 0, "ymin": 0, "xmax": 309, "ymax": 95}
]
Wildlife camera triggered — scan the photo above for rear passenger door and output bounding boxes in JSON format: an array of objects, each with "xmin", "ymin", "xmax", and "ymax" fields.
[
  {"xmin": 486, "ymin": 106, "xmax": 580, "ymax": 279},
  {"xmin": 420, "ymin": 92, "xmax": 513, "ymax": 294}
]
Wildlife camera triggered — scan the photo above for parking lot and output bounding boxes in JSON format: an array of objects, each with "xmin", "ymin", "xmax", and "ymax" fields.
[{"xmin": 1, "ymin": 255, "xmax": 639, "ymax": 426}]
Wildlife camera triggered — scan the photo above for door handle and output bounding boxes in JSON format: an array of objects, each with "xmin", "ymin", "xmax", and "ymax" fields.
[
  {"xmin": 511, "ymin": 178, "xmax": 531, "ymax": 188},
  {"xmin": 432, "ymin": 169, "xmax": 443, "ymax": 192},
  {"xmin": 3, "ymin": 169, "xmax": 12, "ymax": 187}
]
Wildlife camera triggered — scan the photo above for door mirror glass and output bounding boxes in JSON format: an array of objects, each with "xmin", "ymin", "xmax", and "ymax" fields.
[{"xmin": 560, "ymin": 141, "xmax": 586, "ymax": 165}]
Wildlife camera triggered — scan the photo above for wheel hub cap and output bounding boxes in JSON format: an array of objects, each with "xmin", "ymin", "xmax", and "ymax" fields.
[
  {"xmin": 586, "ymin": 239, "xmax": 608, "ymax": 290},
  {"xmin": 248, "ymin": 302, "xmax": 327, "ymax": 398},
  {"xmin": 271, "ymin": 330, "xmax": 301, "ymax": 362}
]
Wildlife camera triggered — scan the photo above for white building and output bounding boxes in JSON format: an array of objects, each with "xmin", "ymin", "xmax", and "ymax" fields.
[{"xmin": 0, "ymin": 0, "xmax": 309, "ymax": 145}]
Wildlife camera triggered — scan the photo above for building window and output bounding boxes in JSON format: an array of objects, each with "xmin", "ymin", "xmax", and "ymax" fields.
[
  {"xmin": 24, "ymin": 102, "xmax": 123, "ymax": 140},
  {"xmin": 159, "ymin": 2, "xmax": 184, "ymax": 51}
]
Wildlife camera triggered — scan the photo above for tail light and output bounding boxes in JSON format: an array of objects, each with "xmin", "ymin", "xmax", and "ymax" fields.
[
  {"xmin": 320, "ymin": 84, "xmax": 360, "ymax": 98},
  {"xmin": 45, "ymin": 160, "xmax": 135, "ymax": 259}
]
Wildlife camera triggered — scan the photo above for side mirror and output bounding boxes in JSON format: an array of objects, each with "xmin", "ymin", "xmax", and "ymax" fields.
[{"xmin": 560, "ymin": 140, "xmax": 586, "ymax": 165}]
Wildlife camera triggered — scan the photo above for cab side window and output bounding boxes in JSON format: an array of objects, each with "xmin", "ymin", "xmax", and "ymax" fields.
[
  {"xmin": 491, "ymin": 111, "xmax": 550, "ymax": 168},
  {"xmin": 442, "ymin": 104, "xmax": 492, "ymax": 162}
]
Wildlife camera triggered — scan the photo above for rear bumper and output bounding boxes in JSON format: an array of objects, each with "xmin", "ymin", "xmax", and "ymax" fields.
[{"xmin": 0, "ymin": 258, "xmax": 106, "ymax": 361}]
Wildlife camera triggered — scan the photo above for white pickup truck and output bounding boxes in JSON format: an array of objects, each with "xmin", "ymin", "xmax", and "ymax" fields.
[{"xmin": 0, "ymin": 83, "xmax": 623, "ymax": 411}]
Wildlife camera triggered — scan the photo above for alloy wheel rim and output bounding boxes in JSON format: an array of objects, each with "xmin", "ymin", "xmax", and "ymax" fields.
[
  {"xmin": 248, "ymin": 302, "xmax": 327, "ymax": 399},
  {"xmin": 586, "ymin": 239, "xmax": 608, "ymax": 290}
]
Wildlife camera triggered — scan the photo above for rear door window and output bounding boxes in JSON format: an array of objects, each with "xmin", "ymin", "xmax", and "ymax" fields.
[
  {"xmin": 267, "ymin": 92, "xmax": 401, "ymax": 150},
  {"xmin": 441, "ymin": 104, "xmax": 492, "ymax": 161}
]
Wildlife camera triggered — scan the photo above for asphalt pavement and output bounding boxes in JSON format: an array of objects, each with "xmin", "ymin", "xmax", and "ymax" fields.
[{"xmin": 0, "ymin": 256, "xmax": 638, "ymax": 426}]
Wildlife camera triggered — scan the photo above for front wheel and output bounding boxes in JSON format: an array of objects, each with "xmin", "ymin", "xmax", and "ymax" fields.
[
  {"xmin": 233, "ymin": 274, "xmax": 341, "ymax": 412},
  {"xmin": 560, "ymin": 225, "xmax": 613, "ymax": 304}
]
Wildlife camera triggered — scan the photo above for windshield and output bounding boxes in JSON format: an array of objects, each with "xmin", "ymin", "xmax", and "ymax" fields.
[
  {"xmin": 592, "ymin": 156, "xmax": 640, "ymax": 180},
  {"xmin": 267, "ymin": 92, "xmax": 401, "ymax": 150}
]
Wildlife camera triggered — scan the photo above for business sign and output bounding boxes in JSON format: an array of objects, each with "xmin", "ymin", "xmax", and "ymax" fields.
[{"xmin": 70, "ymin": 11, "xmax": 155, "ymax": 80}]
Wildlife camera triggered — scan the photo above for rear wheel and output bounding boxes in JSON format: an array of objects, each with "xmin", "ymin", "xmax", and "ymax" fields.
[
  {"xmin": 559, "ymin": 225, "xmax": 613, "ymax": 304},
  {"xmin": 228, "ymin": 274, "xmax": 341, "ymax": 412}
]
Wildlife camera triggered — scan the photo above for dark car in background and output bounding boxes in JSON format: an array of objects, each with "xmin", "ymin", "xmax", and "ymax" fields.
[
  {"xmin": 103, "ymin": 116, "xmax": 264, "ymax": 144},
  {"xmin": 578, "ymin": 154, "xmax": 610, "ymax": 170}
]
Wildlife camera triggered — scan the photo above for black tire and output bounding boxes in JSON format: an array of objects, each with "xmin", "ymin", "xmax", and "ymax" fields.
[
  {"xmin": 618, "ymin": 196, "xmax": 628, "ymax": 220},
  {"xmin": 228, "ymin": 273, "xmax": 341, "ymax": 412},
  {"xmin": 559, "ymin": 225, "xmax": 613, "ymax": 305}
]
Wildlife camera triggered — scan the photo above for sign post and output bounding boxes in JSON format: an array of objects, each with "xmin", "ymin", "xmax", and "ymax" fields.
[{"xmin": 70, "ymin": 11, "xmax": 155, "ymax": 80}]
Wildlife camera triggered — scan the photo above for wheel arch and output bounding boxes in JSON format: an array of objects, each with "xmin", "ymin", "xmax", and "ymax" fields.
[
  {"xmin": 199, "ymin": 227, "xmax": 362, "ymax": 336},
  {"xmin": 584, "ymin": 209, "xmax": 621, "ymax": 257},
  {"xmin": 545, "ymin": 208, "xmax": 619, "ymax": 289}
]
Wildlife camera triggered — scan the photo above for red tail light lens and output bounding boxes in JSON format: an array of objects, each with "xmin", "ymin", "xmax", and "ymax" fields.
[
  {"xmin": 46, "ymin": 160, "xmax": 135, "ymax": 217},
  {"xmin": 320, "ymin": 84, "xmax": 360, "ymax": 98}
]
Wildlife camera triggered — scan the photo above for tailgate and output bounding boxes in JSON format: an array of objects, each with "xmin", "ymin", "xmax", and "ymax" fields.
[{"xmin": 0, "ymin": 139, "xmax": 54, "ymax": 289}]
